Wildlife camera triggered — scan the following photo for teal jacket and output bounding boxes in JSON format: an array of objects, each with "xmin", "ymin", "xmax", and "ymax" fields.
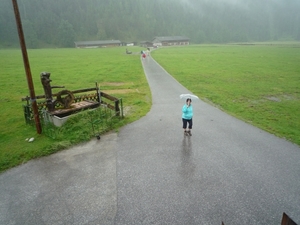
[{"xmin": 182, "ymin": 104, "xmax": 193, "ymax": 119}]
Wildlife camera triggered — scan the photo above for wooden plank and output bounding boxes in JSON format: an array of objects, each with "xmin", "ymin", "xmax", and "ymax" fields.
[
  {"xmin": 71, "ymin": 87, "xmax": 97, "ymax": 94},
  {"xmin": 21, "ymin": 88, "xmax": 97, "ymax": 101},
  {"xmin": 22, "ymin": 89, "xmax": 118, "ymax": 102},
  {"xmin": 101, "ymin": 92, "xmax": 118, "ymax": 101},
  {"xmin": 49, "ymin": 100, "xmax": 99, "ymax": 116},
  {"xmin": 100, "ymin": 101, "xmax": 115, "ymax": 110},
  {"xmin": 282, "ymin": 212, "xmax": 297, "ymax": 225}
]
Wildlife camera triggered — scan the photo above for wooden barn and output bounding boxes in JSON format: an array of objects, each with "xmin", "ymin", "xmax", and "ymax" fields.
[
  {"xmin": 74, "ymin": 40, "xmax": 122, "ymax": 48},
  {"xmin": 152, "ymin": 36, "xmax": 190, "ymax": 47}
]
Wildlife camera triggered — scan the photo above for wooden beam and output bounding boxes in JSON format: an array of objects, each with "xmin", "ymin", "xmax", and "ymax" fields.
[{"xmin": 12, "ymin": 0, "xmax": 41, "ymax": 134}]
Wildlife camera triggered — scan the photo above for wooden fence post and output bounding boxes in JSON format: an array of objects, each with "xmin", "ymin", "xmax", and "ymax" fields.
[{"xmin": 115, "ymin": 99, "xmax": 120, "ymax": 116}]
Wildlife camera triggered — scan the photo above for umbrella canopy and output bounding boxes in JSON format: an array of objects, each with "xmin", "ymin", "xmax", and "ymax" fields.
[{"xmin": 180, "ymin": 94, "xmax": 199, "ymax": 100}]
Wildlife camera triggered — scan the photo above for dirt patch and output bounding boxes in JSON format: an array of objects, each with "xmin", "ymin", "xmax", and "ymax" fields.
[
  {"xmin": 103, "ymin": 89, "xmax": 137, "ymax": 94},
  {"xmin": 264, "ymin": 94, "xmax": 297, "ymax": 102},
  {"xmin": 282, "ymin": 94, "xmax": 297, "ymax": 100},
  {"xmin": 265, "ymin": 96, "xmax": 281, "ymax": 102},
  {"xmin": 100, "ymin": 82, "xmax": 133, "ymax": 86}
]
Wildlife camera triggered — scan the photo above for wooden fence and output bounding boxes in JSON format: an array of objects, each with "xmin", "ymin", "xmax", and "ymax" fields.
[{"xmin": 21, "ymin": 84, "xmax": 123, "ymax": 124}]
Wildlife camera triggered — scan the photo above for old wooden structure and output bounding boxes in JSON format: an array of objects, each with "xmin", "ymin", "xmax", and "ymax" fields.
[{"xmin": 22, "ymin": 72, "xmax": 123, "ymax": 125}]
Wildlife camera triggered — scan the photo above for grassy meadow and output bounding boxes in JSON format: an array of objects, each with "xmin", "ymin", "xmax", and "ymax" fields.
[
  {"xmin": 152, "ymin": 43, "xmax": 300, "ymax": 145},
  {"xmin": 1, "ymin": 43, "xmax": 299, "ymax": 173},
  {"xmin": 0, "ymin": 47, "xmax": 151, "ymax": 172}
]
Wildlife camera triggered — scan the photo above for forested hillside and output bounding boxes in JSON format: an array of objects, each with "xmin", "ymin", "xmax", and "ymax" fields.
[{"xmin": 1, "ymin": 0, "xmax": 299, "ymax": 48}]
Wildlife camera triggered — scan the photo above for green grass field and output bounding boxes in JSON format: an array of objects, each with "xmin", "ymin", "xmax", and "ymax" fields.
[
  {"xmin": 151, "ymin": 43, "xmax": 300, "ymax": 145},
  {"xmin": 0, "ymin": 43, "xmax": 299, "ymax": 173},
  {"xmin": 0, "ymin": 47, "xmax": 151, "ymax": 172}
]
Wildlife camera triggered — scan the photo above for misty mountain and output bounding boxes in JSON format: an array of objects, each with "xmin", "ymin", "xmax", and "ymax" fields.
[{"xmin": 1, "ymin": 0, "xmax": 299, "ymax": 48}]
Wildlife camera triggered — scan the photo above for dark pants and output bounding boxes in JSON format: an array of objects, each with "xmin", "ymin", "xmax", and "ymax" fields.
[{"xmin": 182, "ymin": 118, "xmax": 193, "ymax": 129}]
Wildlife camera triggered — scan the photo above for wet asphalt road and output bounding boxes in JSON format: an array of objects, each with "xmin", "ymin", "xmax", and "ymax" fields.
[{"xmin": 1, "ymin": 55, "xmax": 300, "ymax": 225}]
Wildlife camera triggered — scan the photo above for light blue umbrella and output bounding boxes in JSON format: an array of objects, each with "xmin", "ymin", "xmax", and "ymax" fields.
[{"xmin": 180, "ymin": 94, "xmax": 199, "ymax": 100}]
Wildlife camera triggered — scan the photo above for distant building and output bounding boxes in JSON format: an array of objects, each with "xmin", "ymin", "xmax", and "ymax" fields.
[
  {"xmin": 152, "ymin": 36, "xmax": 190, "ymax": 47},
  {"xmin": 140, "ymin": 41, "xmax": 154, "ymax": 48},
  {"xmin": 74, "ymin": 40, "xmax": 122, "ymax": 48}
]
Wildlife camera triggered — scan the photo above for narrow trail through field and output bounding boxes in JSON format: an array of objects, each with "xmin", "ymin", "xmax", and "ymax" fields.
[{"xmin": 0, "ymin": 54, "xmax": 299, "ymax": 225}]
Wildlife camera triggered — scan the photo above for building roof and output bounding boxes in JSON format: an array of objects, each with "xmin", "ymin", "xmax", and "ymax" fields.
[
  {"xmin": 152, "ymin": 36, "xmax": 190, "ymax": 42},
  {"xmin": 74, "ymin": 40, "xmax": 121, "ymax": 45}
]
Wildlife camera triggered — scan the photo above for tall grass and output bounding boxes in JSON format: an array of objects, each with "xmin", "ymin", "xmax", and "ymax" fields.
[
  {"xmin": 151, "ymin": 43, "xmax": 300, "ymax": 145},
  {"xmin": 0, "ymin": 47, "xmax": 151, "ymax": 172}
]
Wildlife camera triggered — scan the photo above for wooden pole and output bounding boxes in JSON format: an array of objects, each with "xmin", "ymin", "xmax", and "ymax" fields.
[{"xmin": 11, "ymin": 0, "xmax": 42, "ymax": 134}]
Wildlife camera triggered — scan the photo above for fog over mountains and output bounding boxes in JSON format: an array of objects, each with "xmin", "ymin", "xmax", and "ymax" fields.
[{"xmin": 1, "ymin": 0, "xmax": 299, "ymax": 48}]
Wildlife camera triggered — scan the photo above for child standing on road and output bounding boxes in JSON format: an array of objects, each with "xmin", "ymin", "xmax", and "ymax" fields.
[{"xmin": 182, "ymin": 98, "xmax": 193, "ymax": 136}]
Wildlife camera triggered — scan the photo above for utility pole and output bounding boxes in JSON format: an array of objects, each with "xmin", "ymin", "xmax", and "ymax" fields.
[{"xmin": 11, "ymin": 0, "xmax": 42, "ymax": 134}]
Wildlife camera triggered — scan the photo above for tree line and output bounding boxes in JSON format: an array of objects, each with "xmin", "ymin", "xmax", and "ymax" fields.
[{"xmin": 0, "ymin": 0, "xmax": 299, "ymax": 48}]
